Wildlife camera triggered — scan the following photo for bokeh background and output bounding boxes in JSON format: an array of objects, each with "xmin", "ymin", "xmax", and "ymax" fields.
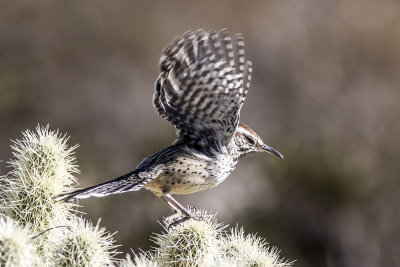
[{"xmin": 1, "ymin": 1, "xmax": 399, "ymax": 266}]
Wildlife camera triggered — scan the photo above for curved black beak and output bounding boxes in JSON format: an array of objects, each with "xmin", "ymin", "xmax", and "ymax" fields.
[{"xmin": 261, "ymin": 144, "xmax": 284, "ymax": 159}]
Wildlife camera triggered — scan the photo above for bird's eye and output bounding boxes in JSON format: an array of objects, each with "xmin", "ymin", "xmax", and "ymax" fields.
[{"xmin": 244, "ymin": 135, "xmax": 255, "ymax": 145}]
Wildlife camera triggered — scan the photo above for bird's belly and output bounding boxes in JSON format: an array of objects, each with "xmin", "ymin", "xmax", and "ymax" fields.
[
  {"xmin": 145, "ymin": 172, "xmax": 228, "ymax": 195},
  {"xmin": 143, "ymin": 156, "xmax": 234, "ymax": 195}
]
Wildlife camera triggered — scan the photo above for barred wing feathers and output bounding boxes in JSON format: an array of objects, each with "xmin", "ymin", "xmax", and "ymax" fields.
[{"xmin": 154, "ymin": 29, "xmax": 252, "ymax": 151}]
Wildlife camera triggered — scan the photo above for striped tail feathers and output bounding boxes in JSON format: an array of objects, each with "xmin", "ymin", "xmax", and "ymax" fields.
[{"xmin": 56, "ymin": 170, "xmax": 154, "ymax": 202}]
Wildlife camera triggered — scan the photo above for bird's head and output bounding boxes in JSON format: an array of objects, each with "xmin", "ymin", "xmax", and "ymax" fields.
[{"xmin": 234, "ymin": 123, "xmax": 283, "ymax": 159}]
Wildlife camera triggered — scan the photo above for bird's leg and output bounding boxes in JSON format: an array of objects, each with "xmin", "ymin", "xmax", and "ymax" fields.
[
  {"xmin": 159, "ymin": 194, "xmax": 195, "ymax": 228},
  {"xmin": 160, "ymin": 194, "xmax": 191, "ymax": 216}
]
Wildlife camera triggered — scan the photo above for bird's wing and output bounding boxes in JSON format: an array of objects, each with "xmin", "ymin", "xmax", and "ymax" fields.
[{"xmin": 153, "ymin": 29, "xmax": 252, "ymax": 151}]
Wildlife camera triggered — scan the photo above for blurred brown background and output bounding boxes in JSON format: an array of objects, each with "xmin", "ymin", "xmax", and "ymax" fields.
[{"xmin": 1, "ymin": 1, "xmax": 399, "ymax": 266}]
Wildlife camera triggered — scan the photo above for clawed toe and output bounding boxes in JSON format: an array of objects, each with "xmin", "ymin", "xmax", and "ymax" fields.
[
  {"xmin": 167, "ymin": 215, "xmax": 191, "ymax": 229},
  {"xmin": 163, "ymin": 213, "xmax": 191, "ymax": 229},
  {"xmin": 163, "ymin": 208, "xmax": 210, "ymax": 229}
]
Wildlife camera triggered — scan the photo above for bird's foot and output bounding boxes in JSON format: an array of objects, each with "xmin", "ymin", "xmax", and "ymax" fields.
[
  {"xmin": 163, "ymin": 213, "xmax": 191, "ymax": 229},
  {"xmin": 163, "ymin": 206, "xmax": 213, "ymax": 229},
  {"xmin": 166, "ymin": 215, "xmax": 192, "ymax": 229}
]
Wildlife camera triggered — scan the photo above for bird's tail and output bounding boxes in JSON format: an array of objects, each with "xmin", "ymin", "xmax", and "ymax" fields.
[{"xmin": 56, "ymin": 170, "xmax": 150, "ymax": 202}]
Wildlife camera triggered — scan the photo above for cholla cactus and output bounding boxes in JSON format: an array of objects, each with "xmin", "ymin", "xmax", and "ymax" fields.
[
  {"xmin": 118, "ymin": 254, "xmax": 158, "ymax": 267},
  {"xmin": 1, "ymin": 125, "xmax": 79, "ymax": 233},
  {"xmin": 146, "ymin": 210, "xmax": 292, "ymax": 267},
  {"xmin": 220, "ymin": 227, "xmax": 292, "ymax": 267},
  {"xmin": 55, "ymin": 217, "xmax": 119, "ymax": 267},
  {"xmin": 152, "ymin": 210, "xmax": 223, "ymax": 266},
  {"xmin": 0, "ymin": 216, "xmax": 39, "ymax": 266},
  {"xmin": 0, "ymin": 125, "xmax": 121, "ymax": 266}
]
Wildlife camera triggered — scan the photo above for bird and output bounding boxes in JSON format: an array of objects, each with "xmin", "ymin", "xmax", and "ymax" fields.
[{"xmin": 58, "ymin": 29, "xmax": 283, "ymax": 225}]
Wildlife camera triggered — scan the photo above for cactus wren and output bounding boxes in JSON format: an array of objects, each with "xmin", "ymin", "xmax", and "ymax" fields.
[{"xmin": 60, "ymin": 29, "xmax": 283, "ymax": 223}]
